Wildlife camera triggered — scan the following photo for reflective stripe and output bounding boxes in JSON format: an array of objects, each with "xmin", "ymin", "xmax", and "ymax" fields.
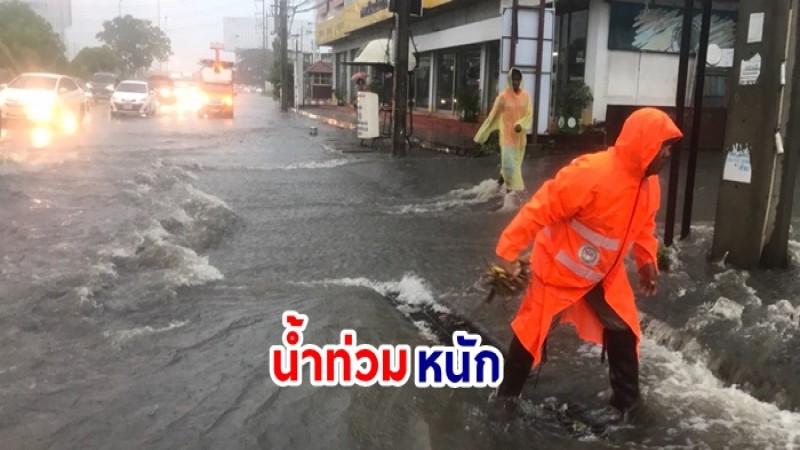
[
  {"xmin": 570, "ymin": 220, "xmax": 621, "ymax": 251},
  {"xmin": 555, "ymin": 250, "xmax": 604, "ymax": 283}
]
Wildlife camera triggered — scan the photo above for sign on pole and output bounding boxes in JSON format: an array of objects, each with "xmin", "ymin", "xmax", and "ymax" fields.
[{"xmin": 357, "ymin": 92, "xmax": 380, "ymax": 139}]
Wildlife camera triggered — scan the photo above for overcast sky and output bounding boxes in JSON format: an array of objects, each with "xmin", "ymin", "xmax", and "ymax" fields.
[{"xmin": 67, "ymin": 0, "xmax": 314, "ymax": 73}]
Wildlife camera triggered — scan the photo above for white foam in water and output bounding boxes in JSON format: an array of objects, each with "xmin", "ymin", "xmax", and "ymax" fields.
[
  {"xmin": 277, "ymin": 158, "xmax": 354, "ymax": 170},
  {"xmin": 687, "ymin": 297, "xmax": 745, "ymax": 332},
  {"xmin": 642, "ymin": 338, "xmax": 800, "ymax": 448},
  {"xmin": 104, "ymin": 320, "xmax": 190, "ymax": 347},
  {"xmin": 391, "ymin": 179, "xmax": 503, "ymax": 214},
  {"xmin": 303, "ymin": 274, "xmax": 450, "ymax": 340}
]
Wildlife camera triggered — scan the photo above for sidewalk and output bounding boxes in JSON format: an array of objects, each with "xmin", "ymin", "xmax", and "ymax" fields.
[{"xmin": 295, "ymin": 104, "xmax": 608, "ymax": 156}]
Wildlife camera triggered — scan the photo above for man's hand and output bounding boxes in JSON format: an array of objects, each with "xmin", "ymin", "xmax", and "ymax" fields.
[
  {"xmin": 638, "ymin": 263, "xmax": 658, "ymax": 297},
  {"xmin": 496, "ymin": 257, "xmax": 521, "ymax": 278},
  {"xmin": 514, "ymin": 124, "xmax": 523, "ymax": 133}
]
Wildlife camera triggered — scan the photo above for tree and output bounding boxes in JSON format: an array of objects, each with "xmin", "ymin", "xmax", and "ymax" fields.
[
  {"xmin": 268, "ymin": 38, "xmax": 292, "ymax": 100},
  {"xmin": 96, "ymin": 15, "xmax": 171, "ymax": 76},
  {"xmin": 70, "ymin": 46, "xmax": 122, "ymax": 78},
  {"xmin": 234, "ymin": 48, "xmax": 273, "ymax": 87},
  {"xmin": 0, "ymin": 1, "xmax": 67, "ymax": 73}
]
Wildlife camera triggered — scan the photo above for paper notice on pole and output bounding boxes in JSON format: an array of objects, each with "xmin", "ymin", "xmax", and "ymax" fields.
[
  {"xmin": 722, "ymin": 144, "xmax": 753, "ymax": 184},
  {"xmin": 739, "ymin": 53, "xmax": 761, "ymax": 85},
  {"xmin": 748, "ymin": 12, "xmax": 764, "ymax": 43},
  {"xmin": 357, "ymin": 92, "xmax": 380, "ymax": 139}
]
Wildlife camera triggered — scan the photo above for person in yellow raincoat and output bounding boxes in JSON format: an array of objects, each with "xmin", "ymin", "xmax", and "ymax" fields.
[{"xmin": 474, "ymin": 68, "xmax": 533, "ymax": 194}]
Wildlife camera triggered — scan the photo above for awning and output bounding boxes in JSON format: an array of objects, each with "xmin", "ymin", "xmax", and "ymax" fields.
[{"xmin": 343, "ymin": 38, "xmax": 417, "ymax": 72}]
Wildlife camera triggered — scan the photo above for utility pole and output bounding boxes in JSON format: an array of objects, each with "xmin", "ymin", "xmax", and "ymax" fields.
[
  {"xmin": 680, "ymin": 0, "xmax": 713, "ymax": 239},
  {"xmin": 760, "ymin": 0, "xmax": 800, "ymax": 267},
  {"xmin": 391, "ymin": 0, "xmax": 410, "ymax": 157},
  {"xmin": 158, "ymin": 0, "xmax": 161, "ymax": 70},
  {"xmin": 531, "ymin": 0, "xmax": 546, "ymax": 145},
  {"xmin": 510, "ymin": 0, "xmax": 518, "ymax": 68},
  {"xmin": 279, "ymin": 0, "xmax": 289, "ymax": 111},
  {"xmin": 711, "ymin": 0, "xmax": 793, "ymax": 269},
  {"xmin": 664, "ymin": 0, "xmax": 695, "ymax": 247}
]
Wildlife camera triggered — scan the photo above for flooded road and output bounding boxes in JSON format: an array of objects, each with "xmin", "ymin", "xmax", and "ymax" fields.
[{"xmin": 1, "ymin": 95, "xmax": 799, "ymax": 449}]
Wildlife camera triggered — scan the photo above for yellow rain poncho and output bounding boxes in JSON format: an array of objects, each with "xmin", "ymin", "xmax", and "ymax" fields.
[{"xmin": 474, "ymin": 68, "xmax": 533, "ymax": 192}]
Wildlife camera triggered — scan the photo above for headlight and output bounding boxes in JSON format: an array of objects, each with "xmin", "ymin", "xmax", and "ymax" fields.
[
  {"xmin": 223, "ymin": 96, "xmax": 233, "ymax": 106},
  {"xmin": 159, "ymin": 88, "xmax": 171, "ymax": 97},
  {"xmin": 106, "ymin": 84, "xmax": 115, "ymax": 91},
  {"xmin": 87, "ymin": 82, "xmax": 93, "ymax": 88},
  {"xmin": 26, "ymin": 97, "xmax": 56, "ymax": 122}
]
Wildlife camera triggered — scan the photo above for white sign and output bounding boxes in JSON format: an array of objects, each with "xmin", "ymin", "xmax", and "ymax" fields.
[
  {"xmin": 747, "ymin": 12, "xmax": 764, "ymax": 43},
  {"xmin": 720, "ymin": 49, "xmax": 735, "ymax": 68},
  {"xmin": 200, "ymin": 67, "xmax": 233, "ymax": 83},
  {"xmin": 739, "ymin": 53, "xmax": 761, "ymax": 85},
  {"xmin": 723, "ymin": 144, "xmax": 753, "ymax": 184},
  {"xmin": 357, "ymin": 92, "xmax": 380, "ymax": 139}
]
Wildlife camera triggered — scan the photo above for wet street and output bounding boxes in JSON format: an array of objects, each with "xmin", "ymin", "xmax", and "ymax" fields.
[{"xmin": 2, "ymin": 95, "xmax": 800, "ymax": 449}]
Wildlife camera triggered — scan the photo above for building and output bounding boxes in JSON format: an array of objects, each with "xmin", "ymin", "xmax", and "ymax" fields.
[
  {"xmin": 223, "ymin": 17, "xmax": 262, "ymax": 52},
  {"xmin": 4, "ymin": 0, "xmax": 72, "ymax": 47},
  {"xmin": 305, "ymin": 60, "xmax": 334, "ymax": 104},
  {"xmin": 316, "ymin": 0, "xmax": 739, "ymax": 145}
]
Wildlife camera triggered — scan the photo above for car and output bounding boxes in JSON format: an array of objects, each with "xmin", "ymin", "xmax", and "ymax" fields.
[
  {"xmin": 72, "ymin": 77, "xmax": 93, "ymax": 113},
  {"xmin": 87, "ymin": 72, "xmax": 120, "ymax": 102},
  {"xmin": 0, "ymin": 73, "xmax": 87, "ymax": 129},
  {"xmin": 198, "ymin": 83, "xmax": 235, "ymax": 119},
  {"xmin": 147, "ymin": 75, "xmax": 176, "ymax": 106},
  {"xmin": 110, "ymin": 80, "xmax": 157, "ymax": 118}
]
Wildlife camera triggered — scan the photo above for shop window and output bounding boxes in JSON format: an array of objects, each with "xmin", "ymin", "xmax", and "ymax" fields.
[
  {"xmin": 336, "ymin": 52, "xmax": 348, "ymax": 100},
  {"xmin": 487, "ymin": 42, "xmax": 500, "ymax": 111},
  {"xmin": 554, "ymin": 7, "xmax": 589, "ymax": 117},
  {"xmin": 456, "ymin": 46, "xmax": 482, "ymax": 114},
  {"xmin": 436, "ymin": 52, "xmax": 456, "ymax": 111},
  {"xmin": 414, "ymin": 54, "xmax": 432, "ymax": 109}
]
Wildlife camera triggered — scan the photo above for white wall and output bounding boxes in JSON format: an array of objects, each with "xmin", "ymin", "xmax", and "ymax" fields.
[{"xmin": 606, "ymin": 51, "xmax": 682, "ymax": 107}]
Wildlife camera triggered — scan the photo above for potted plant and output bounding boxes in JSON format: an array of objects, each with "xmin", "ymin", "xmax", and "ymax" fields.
[
  {"xmin": 455, "ymin": 86, "xmax": 480, "ymax": 123},
  {"xmin": 333, "ymin": 88, "xmax": 345, "ymax": 106},
  {"xmin": 557, "ymin": 80, "xmax": 593, "ymax": 134}
]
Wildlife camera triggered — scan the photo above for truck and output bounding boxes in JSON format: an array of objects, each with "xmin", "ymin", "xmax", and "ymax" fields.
[{"xmin": 198, "ymin": 59, "xmax": 235, "ymax": 119}]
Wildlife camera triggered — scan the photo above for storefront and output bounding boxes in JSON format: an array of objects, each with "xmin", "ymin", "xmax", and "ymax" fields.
[{"xmin": 317, "ymin": 0, "xmax": 739, "ymax": 144}]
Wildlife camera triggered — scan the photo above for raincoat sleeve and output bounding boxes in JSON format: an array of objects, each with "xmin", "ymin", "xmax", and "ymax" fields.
[
  {"xmin": 633, "ymin": 178, "xmax": 661, "ymax": 272},
  {"xmin": 474, "ymin": 95, "xmax": 503, "ymax": 144},
  {"xmin": 496, "ymin": 158, "xmax": 597, "ymax": 262},
  {"xmin": 515, "ymin": 94, "xmax": 533, "ymax": 132}
]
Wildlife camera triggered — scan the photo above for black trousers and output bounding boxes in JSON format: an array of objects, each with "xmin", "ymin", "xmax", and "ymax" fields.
[{"xmin": 496, "ymin": 285, "xmax": 640, "ymax": 412}]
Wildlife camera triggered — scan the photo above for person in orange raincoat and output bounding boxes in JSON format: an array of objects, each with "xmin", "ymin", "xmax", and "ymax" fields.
[
  {"xmin": 492, "ymin": 107, "xmax": 682, "ymax": 416},
  {"xmin": 474, "ymin": 68, "xmax": 533, "ymax": 195}
]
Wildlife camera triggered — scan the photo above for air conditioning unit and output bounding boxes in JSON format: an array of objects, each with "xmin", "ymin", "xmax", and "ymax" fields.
[{"xmin": 389, "ymin": 0, "xmax": 423, "ymax": 17}]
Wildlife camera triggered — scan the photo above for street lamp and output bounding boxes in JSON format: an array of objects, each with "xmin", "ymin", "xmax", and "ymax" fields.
[{"xmin": 118, "ymin": 0, "xmax": 122, "ymax": 18}]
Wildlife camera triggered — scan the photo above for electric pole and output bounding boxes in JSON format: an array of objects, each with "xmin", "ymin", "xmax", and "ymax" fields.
[
  {"xmin": 510, "ymin": 0, "xmax": 518, "ymax": 68},
  {"xmin": 391, "ymin": 0, "xmax": 410, "ymax": 157},
  {"xmin": 760, "ymin": 0, "xmax": 800, "ymax": 267},
  {"xmin": 280, "ymin": 0, "xmax": 289, "ymax": 112},
  {"xmin": 711, "ymin": 0, "xmax": 794, "ymax": 269},
  {"xmin": 664, "ymin": 0, "xmax": 694, "ymax": 247}
]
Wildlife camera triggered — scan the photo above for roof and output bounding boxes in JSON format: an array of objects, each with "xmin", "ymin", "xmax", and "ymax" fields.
[{"xmin": 305, "ymin": 61, "xmax": 333, "ymax": 74}]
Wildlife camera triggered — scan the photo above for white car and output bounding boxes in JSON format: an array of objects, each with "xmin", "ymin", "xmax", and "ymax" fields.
[
  {"xmin": 0, "ymin": 73, "xmax": 86, "ymax": 128},
  {"xmin": 110, "ymin": 81, "xmax": 157, "ymax": 118}
]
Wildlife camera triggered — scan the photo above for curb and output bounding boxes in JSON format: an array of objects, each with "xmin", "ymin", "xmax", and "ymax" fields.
[
  {"xmin": 295, "ymin": 108, "xmax": 480, "ymax": 156},
  {"xmin": 294, "ymin": 108, "xmax": 356, "ymax": 131}
]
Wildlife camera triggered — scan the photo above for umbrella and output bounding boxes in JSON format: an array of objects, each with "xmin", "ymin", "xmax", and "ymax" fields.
[{"xmin": 351, "ymin": 71, "xmax": 368, "ymax": 82}]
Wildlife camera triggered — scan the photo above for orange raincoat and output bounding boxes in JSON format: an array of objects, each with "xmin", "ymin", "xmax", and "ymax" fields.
[{"xmin": 496, "ymin": 108, "xmax": 682, "ymax": 364}]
